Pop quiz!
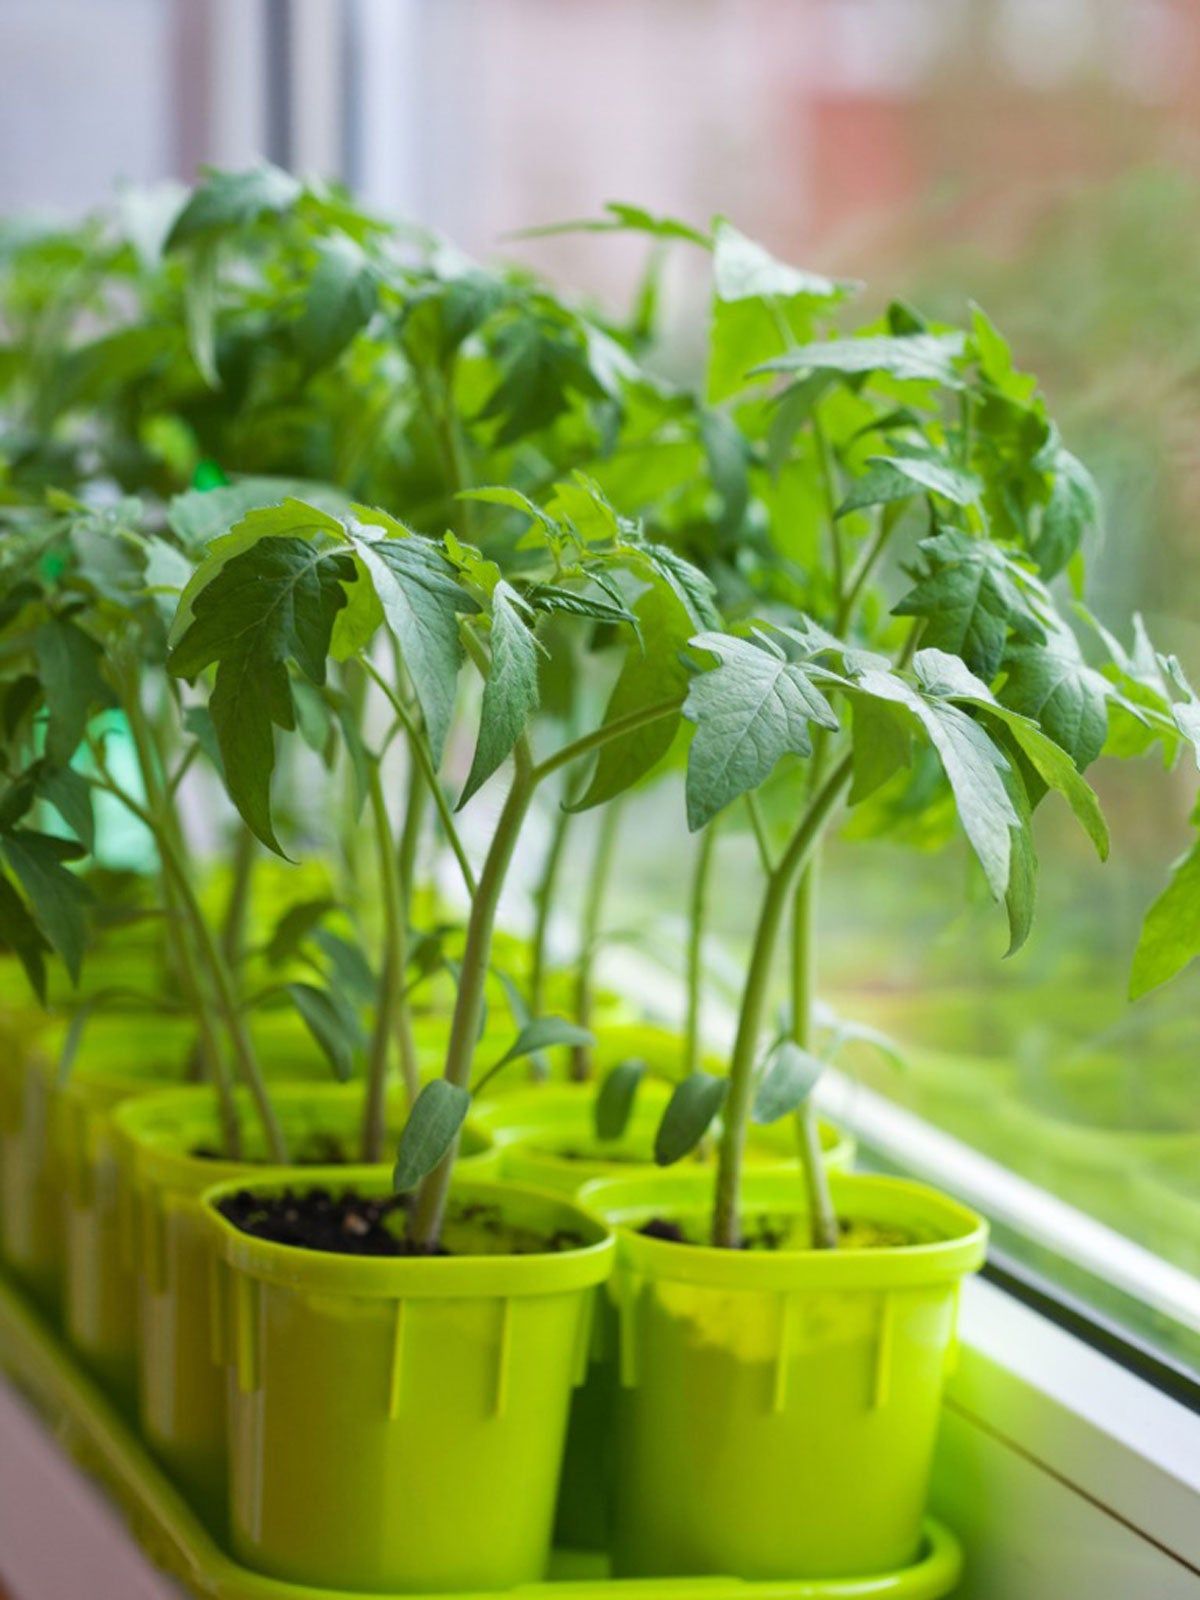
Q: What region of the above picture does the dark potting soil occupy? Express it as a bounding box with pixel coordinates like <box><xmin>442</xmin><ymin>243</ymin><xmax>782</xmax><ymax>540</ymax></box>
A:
<box><xmin>637</xmin><ymin>1215</ymin><xmax>918</xmax><ymax>1251</ymax></box>
<box><xmin>219</xmin><ymin>1187</ymin><xmax>588</xmax><ymax>1258</ymax></box>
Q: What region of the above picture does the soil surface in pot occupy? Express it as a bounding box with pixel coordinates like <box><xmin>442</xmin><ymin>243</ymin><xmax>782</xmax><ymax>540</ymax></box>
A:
<box><xmin>639</xmin><ymin>1214</ymin><xmax>919</xmax><ymax>1251</ymax></box>
<box><xmin>219</xmin><ymin>1188</ymin><xmax>587</xmax><ymax>1258</ymax></box>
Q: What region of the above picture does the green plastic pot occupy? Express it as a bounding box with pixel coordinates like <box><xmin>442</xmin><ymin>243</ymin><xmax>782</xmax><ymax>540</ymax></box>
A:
<box><xmin>0</xmin><ymin>1265</ymin><xmax>966</xmax><ymax>1600</ymax></box>
<box><xmin>581</xmin><ymin>1168</ymin><xmax>986</xmax><ymax>1581</ymax></box>
<box><xmin>474</xmin><ymin>1025</ymin><xmax>855</xmax><ymax>1552</ymax></box>
<box><xmin>202</xmin><ymin>1171</ymin><xmax>613</xmax><ymax>1593</ymax></box>
<box><xmin>482</xmin><ymin>1079</ymin><xmax>856</xmax><ymax>1196</ymax></box>
<box><xmin>57</xmin><ymin>1009</ymin><xmax>338</xmax><ymax>1407</ymax></box>
<box><xmin>0</xmin><ymin>1038</ymin><xmax>63</xmax><ymax>1315</ymax></box>
<box><xmin>113</xmin><ymin>1083</ymin><xmax>497</xmax><ymax>1529</ymax></box>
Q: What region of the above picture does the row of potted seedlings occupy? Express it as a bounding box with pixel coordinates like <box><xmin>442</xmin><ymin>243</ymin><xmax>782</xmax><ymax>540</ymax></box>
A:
<box><xmin>1</xmin><ymin>168</ymin><xmax>1197</xmax><ymax>1593</ymax></box>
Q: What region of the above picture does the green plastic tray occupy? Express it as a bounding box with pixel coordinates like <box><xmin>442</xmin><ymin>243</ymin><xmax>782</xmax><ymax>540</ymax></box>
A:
<box><xmin>0</xmin><ymin>1271</ymin><xmax>962</xmax><ymax>1600</ymax></box>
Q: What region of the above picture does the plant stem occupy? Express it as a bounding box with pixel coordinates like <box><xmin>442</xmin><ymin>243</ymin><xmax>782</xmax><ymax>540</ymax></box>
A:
<box><xmin>407</xmin><ymin>752</ymin><xmax>537</xmax><ymax>1250</ymax></box>
<box><xmin>712</xmin><ymin>754</ymin><xmax>852</xmax><ymax>1249</ymax></box>
<box><xmin>91</xmin><ymin>761</ymin><xmax>287</xmax><ymax>1163</ymax></box>
<box><xmin>397</xmin><ymin>749</ymin><xmax>427</xmax><ymax>928</ymax></box>
<box><xmin>116</xmin><ymin>679</ymin><xmax>243</xmax><ymax>1153</ymax></box>
<box><xmin>219</xmin><ymin>823</ymin><xmax>256</xmax><ymax>969</ymax></box>
<box><xmin>362</xmin><ymin>762</ymin><xmax>416</xmax><ymax>1161</ymax></box>
<box><xmin>836</xmin><ymin>504</ymin><xmax>898</xmax><ymax>637</ymax></box>
<box><xmin>569</xmin><ymin>799</ymin><xmax>622</xmax><ymax>1081</ymax></box>
<box><xmin>530</xmin><ymin>800</ymin><xmax>573</xmax><ymax>1016</ymax></box>
<box><xmin>813</xmin><ymin>410</ymin><xmax>844</xmax><ymax>603</ymax></box>
<box><xmin>361</xmin><ymin>657</ymin><xmax>477</xmax><ymax>897</ymax></box>
<box><xmin>337</xmin><ymin>663</ymin><xmax>369</xmax><ymax>898</ymax></box>
<box><xmin>531</xmin><ymin>697</ymin><xmax>681</xmax><ymax>785</ymax></box>
<box><xmin>393</xmin><ymin>752</ymin><xmax>426</xmax><ymax>1098</ymax></box>
<box><xmin>744</xmin><ymin>792</ymin><xmax>774</xmax><ymax>873</ymax></box>
<box><xmin>405</xmin><ymin>695</ymin><xmax>686</xmax><ymax>1251</ymax></box>
<box><xmin>156</xmin><ymin>830</ymin><xmax>288</xmax><ymax>1163</ymax></box>
<box><xmin>684</xmin><ymin>821</ymin><xmax>717</xmax><ymax>1078</ymax></box>
<box><xmin>789</xmin><ymin>861</ymin><xmax>839</xmax><ymax>1250</ymax></box>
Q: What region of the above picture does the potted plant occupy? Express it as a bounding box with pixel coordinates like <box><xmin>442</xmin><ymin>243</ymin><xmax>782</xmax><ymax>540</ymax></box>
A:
<box><xmin>0</xmin><ymin>165</ymin><xmax>677</xmax><ymax>1467</ymax></box>
<box><xmin>173</xmin><ymin>480</ymin><xmax>716</xmax><ymax>1588</ymax></box>
<box><xmin>577</xmin><ymin>254</ymin><xmax>1188</xmax><ymax>1579</ymax></box>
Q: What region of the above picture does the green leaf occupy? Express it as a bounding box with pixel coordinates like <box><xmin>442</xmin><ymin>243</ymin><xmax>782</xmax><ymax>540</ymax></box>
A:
<box><xmin>35</xmin><ymin>765</ymin><xmax>94</xmax><ymax>851</ymax></box>
<box><xmin>183</xmin><ymin>238</ymin><xmax>220</xmax><ymax>387</ymax></box>
<box><xmin>849</xmin><ymin>695</ymin><xmax>911</xmax><ymax>805</ymax></box>
<box><xmin>894</xmin><ymin>530</ymin><xmax>1047</xmax><ymax>682</ymax></box>
<box><xmin>699</xmin><ymin>409</ymin><xmax>751</xmax><ymax>536</ymax></box>
<box><xmin>34</xmin><ymin>618</ymin><xmax>108</xmax><ymax>765</ymax></box>
<box><xmin>639</xmin><ymin>545</ymin><xmax>721</xmax><ymax>630</ymax></box>
<box><xmin>2</xmin><ymin>830</ymin><xmax>89</xmax><ymax>984</ymax></box>
<box><xmin>1001</xmin><ymin>761</ymin><xmax>1037</xmax><ymax>955</ymax></box>
<box><xmin>654</xmin><ymin>1072</ymin><xmax>728</xmax><ymax>1165</ymax></box>
<box><xmin>488</xmin><ymin>1015</ymin><xmax>595</xmax><ymax>1074</ymax></box>
<box><xmin>459</xmin><ymin>582</ymin><xmax>539</xmax><ymax>807</ymax></box>
<box><xmin>169</xmin><ymin>498</ymin><xmax>344</xmax><ymax>646</ymax></box>
<box><xmin>1031</xmin><ymin>447</ymin><xmax>1099</xmax><ymax>579</ymax></box>
<box><xmin>183</xmin><ymin>705</ymin><xmax>224</xmax><ymax>778</ymax></box>
<box><xmin>393</xmin><ymin>1080</ymin><xmax>471</xmax><ymax>1191</ymax></box>
<box><xmin>1131</xmin><ymin>840</ymin><xmax>1200</xmax><ymax>997</ymax></box>
<box><xmin>0</xmin><ymin>869</ymin><xmax>50</xmax><ymax>1001</ymax></box>
<box><xmin>167</xmin><ymin>479</ymin><xmax>348</xmax><ymax>551</ymax></box>
<box><xmin>837</xmin><ymin>453</ymin><xmax>980</xmax><ymax>517</ymax></box>
<box><xmin>166</xmin><ymin>164</ymin><xmax>303</xmax><ymax>248</ymax></box>
<box><xmin>854</xmin><ymin>667</ymin><xmax>1018</xmax><ymax>898</ymax></box>
<box><xmin>526</xmin><ymin>584</ymin><xmax>636</xmax><ymax>627</ymax></box>
<box><xmin>340</xmin><ymin>515</ymin><xmax>475</xmax><ymax>763</ymax></box>
<box><xmin>286</xmin><ymin>981</ymin><xmax>364</xmax><ymax>1082</ymax></box>
<box><xmin>570</xmin><ymin>579</ymin><xmax>691</xmax><ymax>812</ymax></box>
<box><xmin>478</xmin><ymin>319</ymin><xmax>602</xmax><ymax>445</ymax></box>
<box><xmin>999</xmin><ymin>628</ymin><xmax>1110</xmax><ymax>771</ymax></box>
<box><xmin>683</xmin><ymin>632</ymin><xmax>839</xmax><ymax>830</ymax></box>
<box><xmin>169</xmin><ymin>537</ymin><xmax>355</xmax><ymax>853</ymax></box>
<box><xmin>757</xmin><ymin>332</ymin><xmax>966</xmax><ymax>387</ymax></box>
<box><xmin>594</xmin><ymin>1058</ymin><xmax>646</xmax><ymax>1140</ymax></box>
<box><xmin>969</xmin><ymin>302</ymin><xmax>1038</xmax><ymax>405</ymax></box>
<box><xmin>266</xmin><ymin>898</ymin><xmax>337</xmax><ymax>965</ymax></box>
<box><xmin>707</xmin><ymin>220</ymin><xmax>849</xmax><ymax>402</ymax></box>
<box><xmin>297</xmin><ymin>235</ymin><xmax>377</xmax><ymax>369</ymax></box>
<box><xmin>516</xmin><ymin>201</ymin><xmax>710</xmax><ymax>248</ymax></box>
<box><xmin>914</xmin><ymin>650</ymin><xmax>1109</xmax><ymax>861</ymax></box>
<box><xmin>751</xmin><ymin>1039</ymin><xmax>825</xmax><ymax>1124</ymax></box>
<box><xmin>313</xmin><ymin>928</ymin><xmax>377</xmax><ymax>1005</ymax></box>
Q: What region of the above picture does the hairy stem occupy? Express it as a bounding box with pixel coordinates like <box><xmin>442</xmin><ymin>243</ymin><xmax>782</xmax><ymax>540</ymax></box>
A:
<box><xmin>362</xmin><ymin>763</ymin><xmax>415</xmax><ymax>1162</ymax></box>
<box><xmin>684</xmin><ymin>821</ymin><xmax>717</xmax><ymax>1078</ymax></box>
<box><xmin>813</xmin><ymin>410</ymin><xmax>844</xmax><ymax>605</ymax></box>
<box><xmin>531</xmin><ymin>697</ymin><xmax>681</xmax><ymax>785</ymax></box>
<box><xmin>393</xmin><ymin>753</ymin><xmax>426</xmax><ymax>1098</ymax></box>
<box><xmin>407</xmin><ymin>754</ymin><xmax>536</xmax><ymax>1250</ymax></box>
<box><xmin>569</xmin><ymin>799</ymin><xmax>622</xmax><ymax>1081</ymax></box>
<box><xmin>219</xmin><ymin>823</ymin><xmax>257</xmax><ymax>969</ymax></box>
<box><xmin>712</xmin><ymin>754</ymin><xmax>852</xmax><ymax>1249</ymax></box>
<box><xmin>530</xmin><ymin>801</ymin><xmax>573</xmax><ymax>1017</ymax></box>
<box><xmin>117</xmin><ymin>679</ymin><xmax>243</xmax><ymax>1153</ymax></box>
<box><xmin>790</xmin><ymin>861</ymin><xmax>839</xmax><ymax>1249</ymax></box>
<box><xmin>361</xmin><ymin>657</ymin><xmax>477</xmax><ymax>897</ymax></box>
<box><xmin>94</xmin><ymin>751</ymin><xmax>286</xmax><ymax>1163</ymax></box>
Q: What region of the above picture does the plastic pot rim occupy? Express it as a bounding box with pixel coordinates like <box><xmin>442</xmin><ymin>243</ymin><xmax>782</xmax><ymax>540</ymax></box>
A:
<box><xmin>579</xmin><ymin>1169</ymin><xmax>987</xmax><ymax>1292</ymax></box>
<box><xmin>113</xmin><ymin>1083</ymin><xmax>495</xmax><ymax>1196</ymax></box>
<box><xmin>202</xmin><ymin>1170</ymin><xmax>614</xmax><ymax>1299</ymax></box>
